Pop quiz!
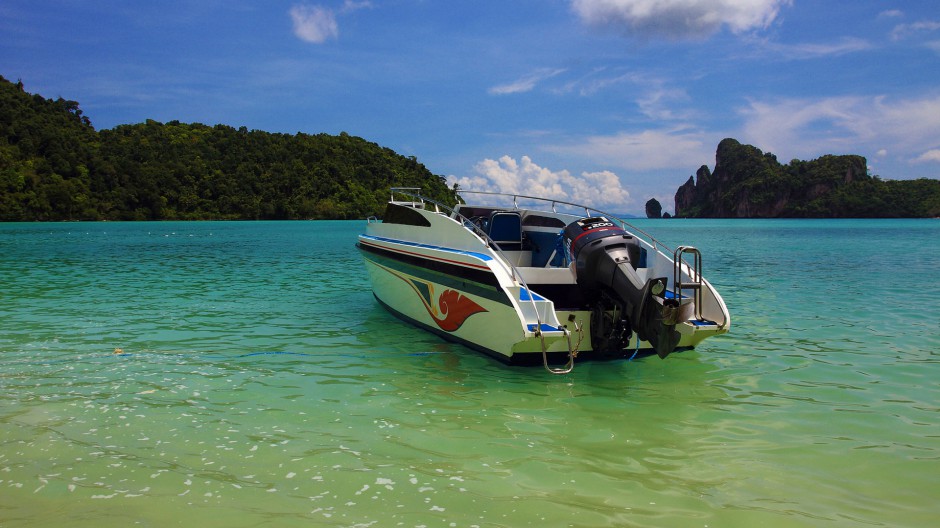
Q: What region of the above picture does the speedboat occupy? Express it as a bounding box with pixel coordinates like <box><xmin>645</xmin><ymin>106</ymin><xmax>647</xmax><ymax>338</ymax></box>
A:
<box><xmin>357</xmin><ymin>188</ymin><xmax>730</xmax><ymax>373</ymax></box>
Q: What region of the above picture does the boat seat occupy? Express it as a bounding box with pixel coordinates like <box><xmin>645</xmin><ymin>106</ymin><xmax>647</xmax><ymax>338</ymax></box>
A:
<box><xmin>526</xmin><ymin>230</ymin><xmax>565</xmax><ymax>267</ymax></box>
<box><xmin>488</xmin><ymin>211</ymin><xmax>523</xmax><ymax>251</ymax></box>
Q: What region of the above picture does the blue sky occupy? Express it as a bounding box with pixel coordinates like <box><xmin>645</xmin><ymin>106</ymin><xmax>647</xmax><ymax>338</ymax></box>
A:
<box><xmin>3</xmin><ymin>1</ymin><xmax>939</xmax><ymax>214</ymax></box>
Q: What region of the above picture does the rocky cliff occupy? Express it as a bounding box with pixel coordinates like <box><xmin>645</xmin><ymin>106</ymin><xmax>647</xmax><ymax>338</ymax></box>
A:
<box><xmin>674</xmin><ymin>138</ymin><xmax>940</xmax><ymax>218</ymax></box>
<box><xmin>645</xmin><ymin>198</ymin><xmax>663</xmax><ymax>218</ymax></box>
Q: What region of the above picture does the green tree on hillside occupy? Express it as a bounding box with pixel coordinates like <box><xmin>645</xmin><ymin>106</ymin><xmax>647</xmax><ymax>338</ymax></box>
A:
<box><xmin>0</xmin><ymin>76</ymin><xmax>455</xmax><ymax>221</ymax></box>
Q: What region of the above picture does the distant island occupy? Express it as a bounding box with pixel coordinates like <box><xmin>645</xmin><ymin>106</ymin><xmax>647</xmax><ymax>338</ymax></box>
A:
<box><xmin>0</xmin><ymin>76</ymin><xmax>454</xmax><ymax>221</ymax></box>
<box><xmin>670</xmin><ymin>138</ymin><xmax>940</xmax><ymax>218</ymax></box>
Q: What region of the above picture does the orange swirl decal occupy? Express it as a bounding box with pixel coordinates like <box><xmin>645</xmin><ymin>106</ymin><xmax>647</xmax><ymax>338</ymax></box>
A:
<box><xmin>372</xmin><ymin>261</ymin><xmax>488</xmax><ymax>332</ymax></box>
<box><xmin>429</xmin><ymin>288</ymin><xmax>487</xmax><ymax>331</ymax></box>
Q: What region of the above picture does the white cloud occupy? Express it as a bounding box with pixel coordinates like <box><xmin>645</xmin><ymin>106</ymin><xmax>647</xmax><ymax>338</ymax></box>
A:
<box><xmin>558</xmin><ymin>69</ymin><xmax>636</xmax><ymax>96</ymax></box>
<box><xmin>340</xmin><ymin>0</ymin><xmax>372</xmax><ymax>13</ymax></box>
<box><xmin>775</xmin><ymin>37</ymin><xmax>872</xmax><ymax>59</ymax></box>
<box><xmin>554</xmin><ymin>70</ymin><xmax>696</xmax><ymax>121</ymax></box>
<box><xmin>914</xmin><ymin>149</ymin><xmax>940</xmax><ymax>164</ymax></box>
<box><xmin>547</xmin><ymin>127</ymin><xmax>711</xmax><ymax>172</ymax></box>
<box><xmin>489</xmin><ymin>69</ymin><xmax>567</xmax><ymax>95</ymax></box>
<box><xmin>636</xmin><ymin>86</ymin><xmax>692</xmax><ymax>120</ymax></box>
<box><xmin>288</xmin><ymin>1</ymin><xmax>371</xmax><ymax>43</ymax></box>
<box><xmin>447</xmin><ymin>155</ymin><xmax>631</xmax><ymax>209</ymax></box>
<box><xmin>740</xmin><ymin>96</ymin><xmax>864</xmax><ymax>154</ymax></box>
<box><xmin>891</xmin><ymin>20</ymin><xmax>940</xmax><ymax>41</ymax></box>
<box><xmin>738</xmin><ymin>94</ymin><xmax>940</xmax><ymax>166</ymax></box>
<box><xmin>570</xmin><ymin>0</ymin><xmax>790</xmax><ymax>39</ymax></box>
<box><xmin>290</xmin><ymin>5</ymin><xmax>338</xmax><ymax>43</ymax></box>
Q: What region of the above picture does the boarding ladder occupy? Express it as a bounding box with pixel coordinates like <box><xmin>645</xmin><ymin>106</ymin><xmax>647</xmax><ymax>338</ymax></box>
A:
<box><xmin>673</xmin><ymin>246</ymin><xmax>703</xmax><ymax>321</ymax></box>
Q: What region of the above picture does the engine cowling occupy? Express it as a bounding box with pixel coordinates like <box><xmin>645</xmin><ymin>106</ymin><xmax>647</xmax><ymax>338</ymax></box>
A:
<box><xmin>563</xmin><ymin>217</ymin><xmax>681</xmax><ymax>358</ymax></box>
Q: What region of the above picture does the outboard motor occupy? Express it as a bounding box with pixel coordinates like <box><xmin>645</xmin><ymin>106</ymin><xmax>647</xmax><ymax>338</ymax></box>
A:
<box><xmin>563</xmin><ymin>217</ymin><xmax>683</xmax><ymax>359</ymax></box>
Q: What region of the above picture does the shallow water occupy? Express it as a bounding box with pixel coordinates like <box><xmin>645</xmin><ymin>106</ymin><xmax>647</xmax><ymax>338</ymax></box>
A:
<box><xmin>1</xmin><ymin>219</ymin><xmax>937</xmax><ymax>527</ymax></box>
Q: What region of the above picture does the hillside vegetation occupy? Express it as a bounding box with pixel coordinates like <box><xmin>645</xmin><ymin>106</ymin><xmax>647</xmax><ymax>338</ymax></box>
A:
<box><xmin>0</xmin><ymin>76</ymin><xmax>454</xmax><ymax>221</ymax></box>
<box><xmin>675</xmin><ymin>138</ymin><xmax>940</xmax><ymax>218</ymax></box>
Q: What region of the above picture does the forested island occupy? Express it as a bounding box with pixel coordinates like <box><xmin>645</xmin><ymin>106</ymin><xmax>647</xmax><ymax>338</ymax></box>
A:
<box><xmin>0</xmin><ymin>76</ymin><xmax>454</xmax><ymax>221</ymax></box>
<box><xmin>673</xmin><ymin>138</ymin><xmax>940</xmax><ymax>218</ymax></box>
<box><xmin>5</xmin><ymin>75</ymin><xmax>939</xmax><ymax>221</ymax></box>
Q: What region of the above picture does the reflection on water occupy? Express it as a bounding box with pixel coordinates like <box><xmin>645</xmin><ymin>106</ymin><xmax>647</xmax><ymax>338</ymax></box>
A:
<box><xmin>1</xmin><ymin>220</ymin><xmax>938</xmax><ymax>527</ymax></box>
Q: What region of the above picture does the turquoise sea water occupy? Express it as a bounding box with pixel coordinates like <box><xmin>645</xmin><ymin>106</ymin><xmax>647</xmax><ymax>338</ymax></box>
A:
<box><xmin>1</xmin><ymin>219</ymin><xmax>937</xmax><ymax>527</ymax></box>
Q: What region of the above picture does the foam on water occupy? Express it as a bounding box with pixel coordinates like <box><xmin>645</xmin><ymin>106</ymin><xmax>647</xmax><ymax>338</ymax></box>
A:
<box><xmin>1</xmin><ymin>219</ymin><xmax>938</xmax><ymax>527</ymax></box>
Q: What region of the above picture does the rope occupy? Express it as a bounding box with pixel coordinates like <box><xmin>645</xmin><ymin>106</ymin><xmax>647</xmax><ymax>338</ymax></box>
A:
<box><xmin>628</xmin><ymin>335</ymin><xmax>640</xmax><ymax>361</ymax></box>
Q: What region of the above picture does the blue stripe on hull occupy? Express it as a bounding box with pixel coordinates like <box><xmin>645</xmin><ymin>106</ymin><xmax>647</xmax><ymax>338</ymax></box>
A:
<box><xmin>361</xmin><ymin>235</ymin><xmax>494</xmax><ymax>263</ymax></box>
<box><xmin>358</xmin><ymin>244</ymin><xmax>511</xmax><ymax>306</ymax></box>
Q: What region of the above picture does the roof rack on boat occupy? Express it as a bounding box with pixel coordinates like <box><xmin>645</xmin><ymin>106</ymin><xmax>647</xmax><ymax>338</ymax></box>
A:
<box><xmin>456</xmin><ymin>190</ymin><xmax>670</xmax><ymax>252</ymax></box>
<box><xmin>389</xmin><ymin>187</ymin><xmax>426</xmax><ymax>209</ymax></box>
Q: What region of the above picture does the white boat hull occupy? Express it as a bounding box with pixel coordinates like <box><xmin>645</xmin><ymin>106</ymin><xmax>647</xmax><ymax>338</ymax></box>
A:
<box><xmin>358</xmin><ymin>189</ymin><xmax>731</xmax><ymax>367</ymax></box>
<box><xmin>359</xmin><ymin>235</ymin><xmax>569</xmax><ymax>362</ymax></box>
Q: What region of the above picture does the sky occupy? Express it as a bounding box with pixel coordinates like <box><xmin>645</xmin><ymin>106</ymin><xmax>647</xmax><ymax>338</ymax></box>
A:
<box><xmin>2</xmin><ymin>1</ymin><xmax>939</xmax><ymax>214</ymax></box>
